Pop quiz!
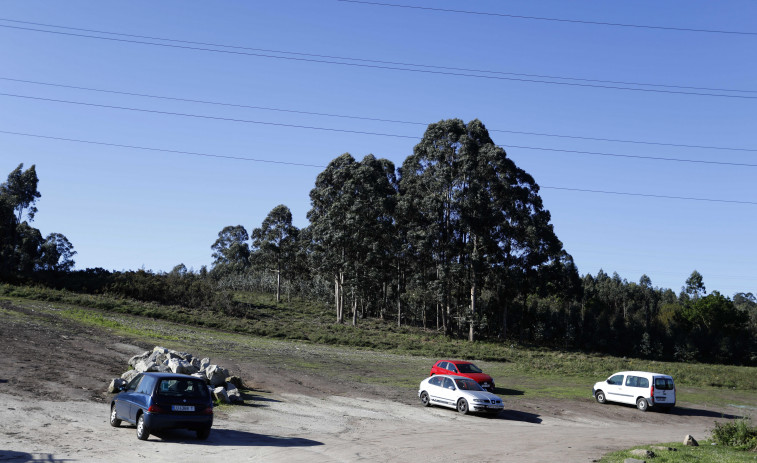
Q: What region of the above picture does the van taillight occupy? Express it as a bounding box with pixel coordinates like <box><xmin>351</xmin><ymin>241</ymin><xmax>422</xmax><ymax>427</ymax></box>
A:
<box><xmin>650</xmin><ymin>385</ymin><xmax>655</xmax><ymax>403</ymax></box>
<box><xmin>147</xmin><ymin>405</ymin><xmax>166</xmax><ymax>413</ymax></box>
<box><xmin>202</xmin><ymin>406</ymin><xmax>213</xmax><ymax>415</ymax></box>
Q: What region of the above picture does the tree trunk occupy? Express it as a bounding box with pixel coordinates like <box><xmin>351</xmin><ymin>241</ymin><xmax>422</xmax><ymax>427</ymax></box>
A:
<box><xmin>469</xmin><ymin>279</ymin><xmax>477</xmax><ymax>342</ymax></box>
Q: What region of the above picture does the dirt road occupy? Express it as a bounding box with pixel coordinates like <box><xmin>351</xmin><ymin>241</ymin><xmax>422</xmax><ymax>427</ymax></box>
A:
<box><xmin>0</xmin><ymin>300</ymin><xmax>750</xmax><ymax>462</ymax></box>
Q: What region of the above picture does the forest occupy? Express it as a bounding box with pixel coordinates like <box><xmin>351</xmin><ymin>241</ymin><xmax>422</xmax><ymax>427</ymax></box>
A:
<box><xmin>2</xmin><ymin>119</ymin><xmax>755</xmax><ymax>365</ymax></box>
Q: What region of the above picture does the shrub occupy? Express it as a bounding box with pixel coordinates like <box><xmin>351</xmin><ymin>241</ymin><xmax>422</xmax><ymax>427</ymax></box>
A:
<box><xmin>711</xmin><ymin>418</ymin><xmax>757</xmax><ymax>451</ymax></box>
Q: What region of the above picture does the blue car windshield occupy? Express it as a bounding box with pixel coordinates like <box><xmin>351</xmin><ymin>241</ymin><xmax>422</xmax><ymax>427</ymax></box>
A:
<box><xmin>157</xmin><ymin>379</ymin><xmax>209</xmax><ymax>398</ymax></box>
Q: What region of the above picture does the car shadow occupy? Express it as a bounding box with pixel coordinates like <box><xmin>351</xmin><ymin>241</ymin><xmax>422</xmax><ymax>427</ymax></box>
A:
<box><xmin>494</xmin><ymin>387</ymin><xmax>524</xmax><ymax>396</ymax></box>
<box><xmin>0</xmin><ymin>450</ymin><xmax>73</xmax><ymax>462</ymax></box>
<box><xmin>668</xmin><ymin>406</ymin><xmax>743</xmax><ymax>420</ymax></box>
<box><xmin>149</xmin><ymin>428</ymin><xmax>324</xmax><ymax>447</ymax></box>
<box><xmin>495</xmin><ymin>409</ymin><xmax>542</xmax><ymax>424</ymax></box>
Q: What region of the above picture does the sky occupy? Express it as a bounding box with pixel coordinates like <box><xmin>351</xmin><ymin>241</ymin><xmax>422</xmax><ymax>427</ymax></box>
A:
<box><xmin>0</xmin><ymin>0</ymin><xmax>755</xmax><ymax>297</ymax></box>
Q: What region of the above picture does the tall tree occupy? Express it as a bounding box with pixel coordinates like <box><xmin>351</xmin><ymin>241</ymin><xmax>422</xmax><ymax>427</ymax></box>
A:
<box><xmin>210</xmin><ymin>225</ymin><xmax>250</xmax><ymax>275</ymax></box>
<box><xmin>684</xmin><ymin>270</ymin><xmax>706</xmax><ymax>300</ymax></box>
<box><xmin>1</xmin><ymin>163</ymin><xmax>40</xmax><ymax>223</ymax></box>
<box><xmin>251</xmin><ymin>204</ymin><xmax>299</xmax><ymax>303</ymax></box>
<box><xmin>38</xmin><ymin>232</ymin><xmax>76</xmax><ymax>272</ymax></box>
<box><xmin>399</xmin><ymin>119</ymin><xmax>569</xmax><ymax>341</ymax></box>
<box><xmin>308</xmin><ymin>153</ymin><xmax>397</xmax><ymax>324</ymax></box>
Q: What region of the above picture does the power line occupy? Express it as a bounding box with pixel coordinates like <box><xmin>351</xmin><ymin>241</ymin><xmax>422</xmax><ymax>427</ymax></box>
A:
<box><xmin>0</xmin><ymin>18</ymin><xmax>754</xmax><ymax>95</ymax></box>
<box><xmin>543</xmin><ymin>187</ymin><xmax>757</xmax><ymax>205</ymax></box>
<box><xmin>0</xmin><ymin>129</ymin><xmax>325</xmax><ymax>167</ymax></box>
<box><xmin>337</xmin><ymin>0</ymin><xmax>757</xmax><ymax>37</ymax></box>
<box><xmin>2</xmin><ymin>91</ymin><xmax>755</xmax><ymax>168</ymax></box>
<box><xmin>2</xmin><ymin>76</ymin><xmax>756</xmax><ymax>154</ymax></box>
<box><xmin>2</xmin><ymin>129</ymin><xmax>755</xmax><ymax>206</ymax></box>
<box><xmin>0</xmin><ymin>92</ymin><xmax>418</xmax><ymax>139</ymax></box>
<box><xmin>1</xmin><ymin>23</ymin><xmax>755</xmax><ymax>99</ymax></box>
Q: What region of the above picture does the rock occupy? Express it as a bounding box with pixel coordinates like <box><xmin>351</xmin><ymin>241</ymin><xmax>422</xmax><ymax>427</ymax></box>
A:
<box><xmin>108</xmin><ymin>378</ymin><xmax>127</xmax><ymax>393</ymax></box>
<box><xmin>684</xmin><ymin>434</ymin><xmax>699</xmax><ymax>446</ymax></box>
<box><xmin>167</xmin><ymin>358</ymin><xmax>198</xmax><ymax>375</ymax></box>
<box><xmin>121</xmin><ymin>369</ymin><xmax>139</xmax><ymax>382</ymax></box>
<box><xmin>630</xmin><ymin>449</ymin><xmax>654</xmax><ymax>458</ymax></box>
<box><xmin>651</xmin><ymin>446</ymin><xmax>675</xmax><ymax>452</ymax></box>
<box><xmin>226</xmin><ymin>383</ymin><xmax>243</xmax><ymax>403</ymax></box>
<box><xmin>128</xmin><ymin>351</ymin><xmax>151</xmax><ymax>368</ymax></box>
<box><xmin>134</xmin><ymin>359</ymin><xmax>159</xmax><ymax>373</ymax></box>
<box><xmin>213</xmin><ymin>386</ymin><xmax>229</xmax><ymax>404</ymax></box>
<box><xmin>199</xmin><ymin>357</ymin><xmax>211</xmax><ymax>370</ymax></box>
<box><xmin>226</xmin><ymin>376</ymin><xmax>244</xmax><ymax>388</ymax></box>
<box><xmin>206</xmin><ymin>365</ymin><xmax>230</xmax><ymax>387</ymax></box>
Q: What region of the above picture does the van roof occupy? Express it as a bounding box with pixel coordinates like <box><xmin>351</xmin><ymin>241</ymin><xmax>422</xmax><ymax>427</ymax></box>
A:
<box><xmin>615</xmin><ymin>370</ymin><xmax>673</xmax><ymax>378</ymax></box>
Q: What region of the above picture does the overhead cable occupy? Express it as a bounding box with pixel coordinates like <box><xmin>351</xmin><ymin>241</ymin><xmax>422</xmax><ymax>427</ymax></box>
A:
<box><xmin>337</xmin><ymin>0</ymin><xmax>757</xmax><ymax>37</ymax></box>
<box><xmin>0</xmin><ymin>23</ymin><xmax>754</xmax><ymax>99</ymax></box>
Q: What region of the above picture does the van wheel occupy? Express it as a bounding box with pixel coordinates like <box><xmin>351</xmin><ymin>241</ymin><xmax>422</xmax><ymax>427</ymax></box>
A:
<box><xmin>595</xmin><ymin>390</ymin><xmax>607</xmax><ymax>404</ymax></box>
<box><xmin>636</xmin><ymin>398</ymin><xmax>649</xmax><ymax>412</ymax></box>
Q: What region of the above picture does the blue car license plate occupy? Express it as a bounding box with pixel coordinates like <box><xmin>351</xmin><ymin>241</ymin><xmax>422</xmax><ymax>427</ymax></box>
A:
<box><xmin>171</xmin><ymin>405</ymin><xmax>195</xmax><ymax>412</ymax></box>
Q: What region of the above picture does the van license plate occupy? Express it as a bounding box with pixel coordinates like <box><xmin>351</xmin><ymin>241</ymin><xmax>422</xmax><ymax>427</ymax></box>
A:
<box><xmin>172</xmin><ymin>405</ymin><xmax>195</xmax><ymax>412</ymax></box>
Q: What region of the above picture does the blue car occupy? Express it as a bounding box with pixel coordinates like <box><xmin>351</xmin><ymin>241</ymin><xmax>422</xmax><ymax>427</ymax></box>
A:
<box><xmin>110</xmin><ymin>372</ymin><xmax>214</xmax><ymax>440</ymax></box>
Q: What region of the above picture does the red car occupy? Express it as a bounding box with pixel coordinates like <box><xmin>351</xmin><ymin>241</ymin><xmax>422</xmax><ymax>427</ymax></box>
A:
<box><xmin>430</xmin><ymin>360</ymin><xmax>495</xmax><ymax>392</ymax></box>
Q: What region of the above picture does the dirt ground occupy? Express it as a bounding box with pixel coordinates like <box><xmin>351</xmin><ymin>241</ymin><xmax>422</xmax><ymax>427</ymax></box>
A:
<box><xmin>0</xmin><ymin>300</ymin><xmax>752</xmax><ymax>462</ymax></box>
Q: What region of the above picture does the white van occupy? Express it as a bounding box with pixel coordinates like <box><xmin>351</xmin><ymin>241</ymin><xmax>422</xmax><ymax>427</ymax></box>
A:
<box><xmin>592</xmin><ymin>371</ymin><xmax>676</xmax><ymax>412</ymax></box>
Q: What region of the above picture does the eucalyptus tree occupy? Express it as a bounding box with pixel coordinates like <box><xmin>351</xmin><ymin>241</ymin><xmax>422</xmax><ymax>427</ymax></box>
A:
<box><xmin>399</xmin><ymin>119</ymin><xmax>570</xmax><ymax>341</ymax></box>
<box><xmin>251</xmin><ymin>204</ymin><xmax>299</xmax><ymax>303</ymax></box>
<box><xmin>38</xmin><ymin>232</ymin><xmax>77</xmax><ymax>272</ymax></box>
<box><xmin>307</xmin><ymin>153</ymin><xmax>398</xmax><ymax>324</ymax></box>
<box><xmin>210</xmin><ymin>225</ymin><xmax>250</xmax><ymax>276</ymax></box>
<box><xmin>0</xmin><ymin>164</ymin><xmax>42</xmax><ymax>275</ymax></box>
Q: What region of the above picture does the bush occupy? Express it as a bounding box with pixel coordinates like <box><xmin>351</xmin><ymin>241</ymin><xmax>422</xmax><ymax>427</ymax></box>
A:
<box><xmin>711</xmin><ymin>418</ymin><xmax>757</xmax><ymax>451</ymax></box>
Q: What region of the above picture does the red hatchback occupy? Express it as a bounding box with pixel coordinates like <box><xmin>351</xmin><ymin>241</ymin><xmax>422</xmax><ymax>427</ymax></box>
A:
<box><xmin>430</xmin><ymin>360</ymin><xmax>495</xmax><ymax>392</ymax></box>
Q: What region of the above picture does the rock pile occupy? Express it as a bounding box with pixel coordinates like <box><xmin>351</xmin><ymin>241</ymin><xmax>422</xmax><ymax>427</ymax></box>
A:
<box><xmin>108</xmin><ymin>346</ymin><xmax>244</xmax><ymax>404</ymax></box>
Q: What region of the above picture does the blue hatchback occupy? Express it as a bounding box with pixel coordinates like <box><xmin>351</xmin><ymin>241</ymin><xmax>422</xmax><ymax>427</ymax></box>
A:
<box><xmin>110</xmin><ymin>372</ymin><xmax>214</xmax><ymax>440</ymax></box>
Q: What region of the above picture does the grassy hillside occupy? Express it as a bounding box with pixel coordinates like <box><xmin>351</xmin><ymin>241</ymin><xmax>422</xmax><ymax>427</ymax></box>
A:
<box><xmin>2</xmin><ymin>283</ymin><xmax>756</xmax><ymax>402</ymax></box>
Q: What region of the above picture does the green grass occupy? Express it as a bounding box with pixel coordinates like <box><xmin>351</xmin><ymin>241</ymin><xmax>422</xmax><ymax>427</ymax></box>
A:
<box><xmin>2</xmin><ymin>283</ymin><xmax>756</xmax><ymax>404</ymax></box>
<box><xmin>599</xmin><ymin>442</ymin><xmax>757</xmax><ymax>462</ymax></box>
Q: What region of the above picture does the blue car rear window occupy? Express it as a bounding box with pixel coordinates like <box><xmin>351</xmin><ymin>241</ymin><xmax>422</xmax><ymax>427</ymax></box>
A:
<box><xmin>157</xmin><ymin>379</ymin><xmax>209</xmax><ymax>398</ymax></box>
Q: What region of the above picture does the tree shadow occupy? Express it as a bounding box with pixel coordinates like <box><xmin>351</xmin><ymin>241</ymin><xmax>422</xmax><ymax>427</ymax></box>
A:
<box><xmin>0</xmin><ymin>451</ymin><xmax>72</xmax><ymax>462</ymax></box>
<box><xmin>149</xmin><ymin>428</ymin><xmax>323</xmax><ymax>447</ymax></box>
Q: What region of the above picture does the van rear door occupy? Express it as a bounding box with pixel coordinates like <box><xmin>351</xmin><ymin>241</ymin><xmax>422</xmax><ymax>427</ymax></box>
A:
<box><xmin>652</xmin><ymin>376</ymin><xmax>675</xmax><ymax>405</ymax></box>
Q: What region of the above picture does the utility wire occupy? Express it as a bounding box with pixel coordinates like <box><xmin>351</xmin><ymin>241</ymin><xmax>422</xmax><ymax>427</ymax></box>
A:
<box><xmin>337</xmin><ymin>0</ymin><xmax>757</xmax><ymax>37</ymax></box>
<box><xmin>2</xmin><ymin>129</ymin><xmax>755</xmax><ymax>205</ymax></box>
<box><xmin>2</xmin><ymin>76</ymin><xmax>756</xmax><ymax>154</ymax></box>
<box><xmin>0</xmin><ymin>92</ymin><xmax>418</xmax><ymax>139</ymax></box>
<box><xmin>1</xmin><ymin>23</ymin><xmax>755</xmax><ymax>99</ymax></box>
<box><xmin>0</xmin><ymin>130</ymin><xmax>325</xmax><ymax>167</ymax></box>
<box><xmin>2</xmin><ymin>91</ymin><xmax>755</xmax><ymax>167</ymax></box>
<box><xmin>543</xmin><ymin>187</ymin><xmax>757</xmax><ymax>205</ymax></box>
<box><xmin>0</xmin><ymin>18</ymin><xmax>754</xmax><ymax>94</ymax></box>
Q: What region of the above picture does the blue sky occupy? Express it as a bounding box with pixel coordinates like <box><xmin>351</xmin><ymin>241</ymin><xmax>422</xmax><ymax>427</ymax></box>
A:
<box><xmin>1</xmin><ymin>1</ymin><xmax>755</xmax><ymax>297</ymax></box>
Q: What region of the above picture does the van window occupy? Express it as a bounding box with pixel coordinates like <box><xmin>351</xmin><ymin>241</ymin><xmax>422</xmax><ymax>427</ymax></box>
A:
<box><xmin>625</xmin><ymin>376</ymin><xmax>649</xmax><ymax>388</ymax></box>
<box><xmin>655</xmin><ymin>377</ymin><xmax>675</xmax><ymax>390</ymax></box>
<box><xmin>608</xmin><ymin>374</ymin><xmax>624</xmax><ymax>385</ymax></box>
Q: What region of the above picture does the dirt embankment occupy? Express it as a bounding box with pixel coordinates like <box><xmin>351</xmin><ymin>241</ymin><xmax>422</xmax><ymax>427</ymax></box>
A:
<box><xmin>0</xmin><ymin>300</ymin><xmax>751</xmax><ymax>463</ymax></box>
